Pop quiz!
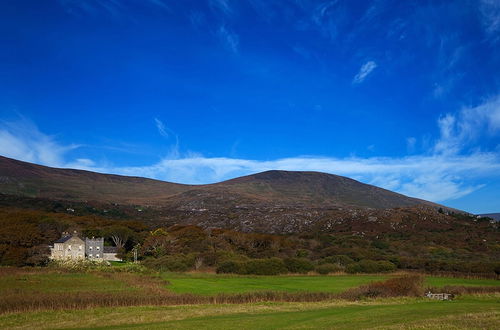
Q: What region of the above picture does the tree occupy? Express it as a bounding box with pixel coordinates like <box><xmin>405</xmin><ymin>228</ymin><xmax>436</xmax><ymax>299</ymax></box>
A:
<box><xmin>106</xmin><ymin>226</ymin><xmax>134</xmax><ymax>249</ymax></box>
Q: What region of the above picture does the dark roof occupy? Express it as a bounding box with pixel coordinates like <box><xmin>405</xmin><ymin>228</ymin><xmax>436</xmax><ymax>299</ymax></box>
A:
<box><xmin>54</xmin><ymin>235</ymin><xmax>72</xmax><ymax>243</ymax></box>
<box><xmin>104</xmin><ymin>246</ymin><xmax>118</xmax><ymax>253</ymax></box>
<box><xmin>54</xmin><ymin>235</ymin><xmax>82</xmax><ymax>243</ymax></box>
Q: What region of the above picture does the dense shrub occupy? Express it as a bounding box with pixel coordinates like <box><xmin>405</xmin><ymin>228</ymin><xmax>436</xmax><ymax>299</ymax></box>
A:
<box><xmin>296</xmin><ymin>249</ymin><xmax>310</xmax><ymax>258</ymax></box>
<box><xmin>284</xmin><ymin>258</ymin><xmax>314</xmax><ymax>274</ymax></box>
<box><xmin>340</xmin><ymin>275</ymin><xmax>424</xmax><ymax>299</ymax></box>
<box><xmin>216</xmin><ymin>258</ymin><xmax>288</xmax><ymax>275</ymax></box>
<box><xmin>143</xmin><ymin>254</ymin><xmax>194</xmax><ymax>272</ymax></box>
<box><xmin>319</xmin><ymin>255</ymin><xmax>354</xmax><ymax>266</ymax></box>
<box><xmin>346</xmin><ymin>260</ymin><xmax>396</xmax><ymax>273</ymax></box>
<box><xmin>242</xmin><ymin>258</ymin><xmax>287</xmax><ymax>275</ymax></box>
<box><xmin>315</xmin><ymin>263</ymin><xmax>343</xmax><ymax>274</ymax></box>
<box><xmin>216</xmin><ymin>260</ymin><xmax>244</xmax><ymax>274</ymax></box>
<box><xmin>371</xmin><ymin>240</ymin><xmax>390</xmax><ymax>250</ymax></box>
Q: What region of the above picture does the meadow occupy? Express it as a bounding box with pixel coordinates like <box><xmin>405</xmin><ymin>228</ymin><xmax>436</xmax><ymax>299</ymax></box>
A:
<box><xmin>163</xmin><ymin>272</ymin><xmax>499</xmax><ymax>295</ymax></box>
<box><xmin>0</xmin><ymin>267</ymin><xmax>498</xmax><ymax>329</ymax></box>
<box><xmin>0</xmin><ymin>296</ymin><xmax>498</xmax><ymax>329</ymax></box>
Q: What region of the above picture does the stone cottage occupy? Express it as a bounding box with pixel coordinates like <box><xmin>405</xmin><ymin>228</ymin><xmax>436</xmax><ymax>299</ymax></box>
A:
<box><xmin>50</xmin><ymin>232</ymin><xmax>121</xmax><ymax>261</ymax></box>
<box><xmin>50</xmin><ymin>231</ymin><xmax>85</xmax><ymax>260</ymax></box>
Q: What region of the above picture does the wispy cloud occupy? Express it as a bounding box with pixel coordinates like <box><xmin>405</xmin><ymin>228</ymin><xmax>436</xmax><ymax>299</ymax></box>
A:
<box><xmin>479</xmin><ymin>0</ymin><xmax>500</xmax><ymax>43</ymax></box>
<box><xmin>209</xmin><ymin>0</ymin><xmax>233</xmax><ymax>17</ymax></box>
<box><xmin>3</xmin><ymin>97</ymin><xmax>500</xmax><ymax>204</ymax></box>
<box><xmin>434</xmin><ymin>95</ymin><xmax>500</xmax><ymax>155</ymax></box>
<box><xmin>154</xmin><ymin>118</ymin><xmax>169</xmax><ymax>138</ymax></box>
<box><xmin>153</xmin><ymin>118</ymin><xmax>180</xmax><ymax>157</ymax></box>
<box><xmin>217</xmin><ymin>26</ymin><xmax>239</xmax><ymax>53</ymax></box>
<box><xmin>0</xmin><ymin>117</ymin><xmax>78</xmax><ymax>167</ymax></box>
<box><xmin>352</xmin><ymin>61</ymin><xmax>377</xmax><ymax>84</ymax></box>
<box><xmin>311</xmin><ymin>0</ymin><xmax>343</xmax><ymax>41</ymax></box>
<box><xmin>58</xmin><ymin>0</ymin><xmax>170</xmax><ymax>17</ymax></box>
<box><xmin>92</xmin><ymin>152</ymin><xmax>497</xmax><ymax>203</ymax></box>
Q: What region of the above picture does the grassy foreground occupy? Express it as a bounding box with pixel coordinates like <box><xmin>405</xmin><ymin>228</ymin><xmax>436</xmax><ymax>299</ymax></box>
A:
<box><xmin>0</xmin><ymin>295</ymin><xmax>498</xmax><ymax>329</ymax></box>
<box><xmin>163</xmin><ymin>273</ymin><xmax>388</xmax><ymax>295</ymax></box>
<box><xmin>1</xmin><ymin>267</ymin><xmax>498</xmax><ymax>329</ymax></box>
<box><xmin>163</xmin><ymin>272</ymin><xmax>499</xmax><ymax>295</ymax></box>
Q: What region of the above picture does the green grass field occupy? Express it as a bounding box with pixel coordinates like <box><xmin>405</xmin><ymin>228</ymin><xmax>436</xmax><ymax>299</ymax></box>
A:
<box><xmin>163</xmin><ymin>273</ymin><xmax>389</xmax><ymax>295</ymax></box>
<box><xmin>0</xmin><ymin>268</ymin><xmax>498</xmax><ymax>329</ymax></box>
<box><xmin>0</xmin><ymin>295</ymin><xmax>498</xmax><ymax>329</ymax></box>
<box><xmin>425</xmin><ymin>276</ymin><xmax>500</xmax><ymax>288</ymax></box>
<box><xmin>162</xmin><ymin>273</ymin><xmax>499</xmax><ymax>295</ymax></box>
<box><xmin>0</xmin><ymin>271</ymin><xmax>133</xmax><ymax>294</ymax></box>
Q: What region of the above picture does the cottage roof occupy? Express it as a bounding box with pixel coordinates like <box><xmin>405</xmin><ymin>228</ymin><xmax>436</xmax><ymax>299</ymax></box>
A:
<box><xmin>54</xmin><ymin>235</ymin><xmax>72</xmax><ymax>243</ymax></box>
<box><xmin>54</xmin><ymin>235</ymin><xmax>83</xmax><ymax>243</ymax></box>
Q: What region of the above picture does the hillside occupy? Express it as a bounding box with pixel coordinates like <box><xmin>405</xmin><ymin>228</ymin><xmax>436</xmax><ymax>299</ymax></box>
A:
<box><xmin>479</xmin><ymin>213</ymin><xmax>500</xmax><ymax>221</ymax></box>
<box><xmin>0</xmin><ymin>156</ymin><xmax>442</xmax><ymax>210</ymax></box>
<box><xmin>0</xmin><ymin>156</ymin><xmax>190</xmax><ymax>204</ymax></box>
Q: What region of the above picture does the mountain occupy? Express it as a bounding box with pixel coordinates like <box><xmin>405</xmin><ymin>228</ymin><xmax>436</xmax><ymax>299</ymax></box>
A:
<box><xmin>0</xmin><ymin>156</ymin><xmax>190</xmax><ymax>204</ymax></box>
<box><xmin>479</xmin><ymin>213</ymin><xmax>500</xmax><ymax>221</ymax></box>
<box><xmin>0</xmin><ymin>155</ymin><xmax>442</xmax><ymax>210</ymax></box>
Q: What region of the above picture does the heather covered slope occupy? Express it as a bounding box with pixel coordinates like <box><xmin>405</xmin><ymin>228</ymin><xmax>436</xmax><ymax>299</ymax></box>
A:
<box><xmin>0</xmin><ymin>156</ymin><xmax>190</xmax><ymax>203</ymax></box>
<box><xmin>0</xmin><ymin>156</ymin><xmax>444</xmax><ymax>210</ymax></box>
<box><xmin>217</xmin><ymin>170</ymin><xmax>436</xmax><ymax>209</ymax></box>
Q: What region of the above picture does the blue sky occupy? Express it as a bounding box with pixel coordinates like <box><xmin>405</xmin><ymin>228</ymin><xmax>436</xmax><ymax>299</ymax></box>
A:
<box><xmin>1</xmin><ymin>0</ymin><xmax>499</xmax><ymax>213</ymax></box>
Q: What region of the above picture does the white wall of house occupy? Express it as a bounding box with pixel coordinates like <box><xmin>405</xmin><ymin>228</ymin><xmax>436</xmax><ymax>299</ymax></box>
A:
<box><xmin>50</xmin><ymin>237</ymin><xmax>85</xmax><ymax>260</ymax></box>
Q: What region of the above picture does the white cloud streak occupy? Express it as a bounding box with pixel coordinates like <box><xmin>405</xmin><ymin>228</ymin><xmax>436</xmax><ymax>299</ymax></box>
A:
<box><xmin>0</xmin><ymin>118</ymin><xmax>78</xmax><ymax>167</ymax></box>
<box><xmin>217</xmin><ymin>26</ymin><xmax>239</xmax><ymax>53</ymax></box>
<box><xmin>479</xmin><ymin>0</ymin><xmax>500</xmax><ymax>43</ymax></box>
<box><xmin>58</xmin><ymin>0</ymin><xmax>170</xmax><ymax>17</ymax></box>
<box><xmin>81</xmin><ymin>153</ymin><xmax>498</xmax><ymax>203</ymax></box>
<box><xmin>210</xmin><ymin>0</ymin><xmax>233</xmax><ymax>17</ymax></box>
<box><xmin>2</xmin><ymin>96</ymin><xmax>500</xmax><ymax>204</ymax></box>
<box><xmin>352</xmin><ymin>61</ymin><xmax>377</xmax><ymax>84</ymax></box>
<box><xmin>434</xmin><ymin>95</ymin><xmax>500</xmax><ymax>155</ymax></box>
<box><xmin>154</xmin><ymin>118</ymin><xmax>169</xmax><ymax>138</ymax></box>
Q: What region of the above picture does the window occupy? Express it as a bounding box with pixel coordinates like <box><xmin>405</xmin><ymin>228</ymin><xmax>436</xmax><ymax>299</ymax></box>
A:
<box><xmin>79</xmin><ymin>245</ymin><xmax>82</xmax><ymax>250</ymax></box>
<box><xmin>96</xmin><ymin>254</ymin><xmax>100</xmax><ymax>258</ymax></box>
<box><xmin>96</xmin><ymin>246</ymin><xmax>100</xmax><ymax>250</ymax></box>
<box><xmin>89</xmin><ymin>246</ymin><xmax>93</xmax><ymax>250</ymax></box>
<box><xmin>89</xmin><ymin>253</ymin><xmax>93</xmax><ymax>257</ymax></box>
<box><xmin>68</xmin><ymin>245</ymin><xmax>71</xmax><ymax>251</ymax></box>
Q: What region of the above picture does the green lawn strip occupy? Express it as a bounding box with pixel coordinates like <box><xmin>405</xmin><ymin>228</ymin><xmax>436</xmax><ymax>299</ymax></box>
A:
<box><xmin>163</xmin><ymin>274</ymin><xmax>389</xmax><ymax>295</ymax></box>
<box><xmin>0</xmin><ymin>272</ymin><xmax>133</xmax><ymax>293</ymax></box>
<box><xmin>425</xmin><ymin>276</ymin><xmax>500</xmax><ymax>288</ymax></box>
<box><xmin>1</xmin><ymin>296</ymin><xmax>496</xmax><ymax>329</ymax></box>
<box><xmin>90</xmin><ymin>296</ymin><xmax>500</xmax><ymax>330</ymax></box>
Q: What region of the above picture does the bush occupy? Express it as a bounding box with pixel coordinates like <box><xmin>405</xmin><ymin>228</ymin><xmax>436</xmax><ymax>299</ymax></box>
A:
<box><xmin>340</xmin><ymin>275</ymin><xmax>424</xmax><ymax>299</ymax></box>
<box><xmin>315</xmin><ymin>263</ymin><xmax>343</xmax><ymax>274</ymax></box>
<box><xmin>296</xmin><ymin>249</ymin><xmax>310</xmax><ymax>258</ymax></box>
<box><xmin>143</xmin><ymin>254</ymin><xmax>194</xmax><ymax>272</ymax></box>
<box><xmin>243</xmin><ymin>258</ymin><xmax>287</xmax><ymax>275</ymax></box>
<box><xmin>216</xmin><ymin>258</ymin><xmax>288</xmax><ymax>275</ymax></box>
<box><xmin>216</xmin><ymin>260</ymin><xmax>244</xmax><ymax>274</ymax></box>
<box><xmin>346</xmin><ymin>260</ymin><xmax>396</xmax><ymax>273</ymax></box>
<box><xmin>284</xmin><ymin>258</ymin><xmax>314</xmax><ymax>274</ymax></box>
<box><xmin>319</xmin><ymin>255</ymin><xmax>354</xmax><ymax>266</ymax></box>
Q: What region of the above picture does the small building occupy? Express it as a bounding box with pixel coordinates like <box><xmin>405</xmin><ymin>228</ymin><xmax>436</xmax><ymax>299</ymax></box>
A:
<box><xmin>50</xmin><ymin>233</ymin><xmax>121</xmax><ymax>262</ymax></box>
<box><xmin>50</xmin><ymin>231</ymin><xmax>85</xmax><ymax>260</ymax></box>
<box><xmin>103</xmin><ymin>246</ymin><xmax>121</xmax><ymax>261</ymax></box>
<box><xmin>85</xmin><ymin>237</ymin><xmax>104</xmax><ymax>260</ymax></box>
<box><xmin>425</xmin><ymin>292</ymin><xmax>453</xmax><ymax>300</ymax></box>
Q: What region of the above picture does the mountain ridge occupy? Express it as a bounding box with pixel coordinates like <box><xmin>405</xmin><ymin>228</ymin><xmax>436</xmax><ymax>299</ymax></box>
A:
<box><xmin>0</xmin><ymin>155</ymin><xmax>447</xmax><ymax>211</ymax></box>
